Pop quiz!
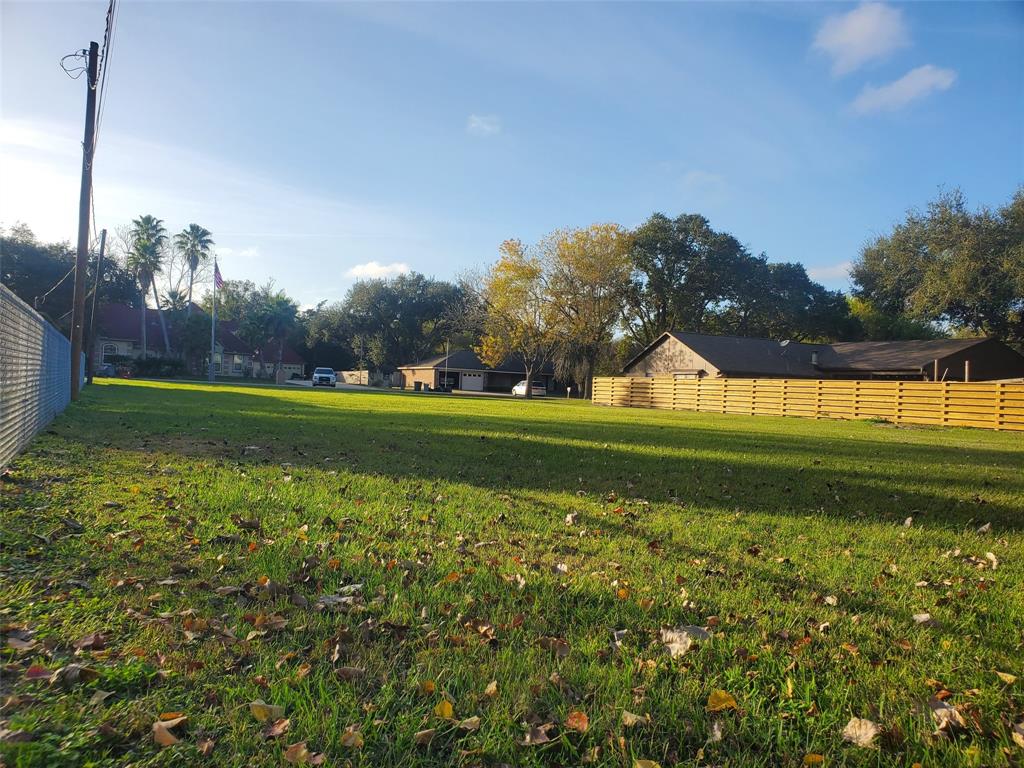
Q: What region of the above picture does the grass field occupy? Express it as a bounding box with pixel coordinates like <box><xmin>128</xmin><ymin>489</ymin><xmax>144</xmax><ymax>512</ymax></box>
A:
<box><xmin>2</xmin><ymin>379</ymin><xmax>1022</xmax><ymax>767</ymax></box>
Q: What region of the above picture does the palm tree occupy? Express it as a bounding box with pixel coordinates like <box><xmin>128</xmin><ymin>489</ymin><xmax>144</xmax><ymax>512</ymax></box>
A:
<box><xmin>127</xmin><ymin>215</ymin><xmax>171</xmax><ymax>357</ymax></box>
<box><xmin>173</xmin><ymin>224</ymin><xmax>214</xmax><ymax>317</ymax></box>
<box><xmin>161</xmin><ymin>289</ymin><xmax>189</xmax><ymax>313</ymax></box>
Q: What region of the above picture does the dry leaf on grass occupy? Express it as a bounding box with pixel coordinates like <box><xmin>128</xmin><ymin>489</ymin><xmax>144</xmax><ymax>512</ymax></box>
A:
<box><xmin>152</xmin><ymin>715</ymin><xmax>187</xmax><ymax>747</ymax></box>
<box><xmin>263</xmin><ymin>718</ymin><xmax>290</xmax><ymax>739</ymax></box>
<box><xmin>995</xmin><ymin>671</ymin><xmax>1017</xmax><ymax>685</ymax></box>
<box><xmin>841</xmin><ymin>716</ymin><xmax>879</xmax><ymax>747</ymax></box>
<box><xmin>634</xmin><ymin>761</ymin><xmax>661</xmax><ymax>768</ymax></box>
<box><xmin>1012</xmin><ymin>720</ymin><xmax>1024</xmax><ymax>749</ymax></box>
<box><xmin>340</xmin><ymin>726</ymin><xmax>364</xmax><ymax>748</ymax></box>
<box><xmin>659</xmin><ymin>625</ymin><xmax>710</xmax><ymax>658</ymax></box>
<box><xmin>483</xmin><ymin>680</ymin><xmax>498</xmax><ymax>698</ymax></box>
<box><xmin>565</xmin><ymin>710</ymin><xmax>589</xmax><ymax>732</ymax></box>
<box><xmin>434</xmin><ymin>700</ymin><xmax>454</xmax><ymax>719</ymax></box>
<box><xmin>706</xmin><ymin>690</ymin><xmax>737</xmax><ymax>712</ymax></box>
<box><xmin>336</xmin><ymin>666</ymin><xmax>365</xmax><ymax>681</ymax></box>
<box><xmin>414</xmin><ymin>728</ymin><xmax>436</xmax><ymax>746</ymax></box>
<box><xmin>457</xmin><ymin>716</ymin><xmax>481</xmax><ymax>731</ymax></box>
<box><xmin>519</xmin><ymin>722</ymin><xmax>555</xmax><ymax>745</ymax></box>
<box><xmin>802</xmin><ymin>755</ymin><xmax>824</xmax><ymax>765</ymax></box>
<box><xmin>621</xmin><ymin>710</ymin><xmax>650</xmax><ymax>727</ymax></box>
<box><xmin>929</xmin><ymin>697</ymin><xmax>967</xmax><ymax>737</ymax></box>
<box><xmin>282</xmin><ymin>741</ymin><xmax>326</xmax><ymax>765</ymax></box>
<box><xmin>249</xmin><ymin>699</ymin><xmax>285</xmax><ymax>722</ymax></box>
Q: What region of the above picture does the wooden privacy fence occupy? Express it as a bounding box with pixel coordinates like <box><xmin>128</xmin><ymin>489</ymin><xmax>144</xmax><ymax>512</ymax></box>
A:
<box><xmin>591</xmin><ymin>377</ymin><xmax>1024</xmax><ymax>431</ymax></box>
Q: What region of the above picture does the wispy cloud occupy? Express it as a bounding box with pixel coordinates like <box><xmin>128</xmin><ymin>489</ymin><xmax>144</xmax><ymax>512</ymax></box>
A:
<box><xmin>216</xmin><ymin>246</ymin><xmax>260</xmax><ymax>260</ymax></box>
<box><xmin>813</xmin><ymin>3</ymin><xmax>908</xmax><ymax>76</ymax></box>
<box><xmin>807</xmin><ymin>260</ymin><xmax>852</xmax><ymax>283</ymax></box>
<box><xmin>466</xmin><ymin>114</ymin><xmax>501</xmax><ymax>136</ymax></box>
<box><xmin>346</xmin><ymin>261</ymin><xmax>411</xmax><ymax>279</ymax></box>
<box><xmin>852</xmin><ymin>65</ymin><xmax>956</xmax><ymax>113</ymax></box>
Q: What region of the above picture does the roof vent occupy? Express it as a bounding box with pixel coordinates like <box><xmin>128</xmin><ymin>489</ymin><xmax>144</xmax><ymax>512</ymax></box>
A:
<box><xmin>779</xmin><ymin>340</ymin><xmax>790</xmax><ymax>347</ymax></box>
<box><xmin>811</xmin><ymin>351</ymin><xmax>819</xmax><ymax>366</ymax></box>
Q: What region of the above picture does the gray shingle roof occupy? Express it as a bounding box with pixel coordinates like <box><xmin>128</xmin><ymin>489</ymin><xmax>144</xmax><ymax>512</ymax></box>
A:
<box><xmin>400</xmin><ymin>349</ymin><xmax>554</xmax><ymax>375</ymax></box>
<box><xmin>628</xmin><ymin>332</ymin><xmax>1001</xmax><ymax>377</ymax></box>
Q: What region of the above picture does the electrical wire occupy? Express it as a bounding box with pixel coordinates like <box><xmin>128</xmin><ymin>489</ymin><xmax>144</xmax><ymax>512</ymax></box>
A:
<box><xmin>94</xmin><ymin>0</ymin><xmax>117</xmax><ymax>152</ymax></box>
<box><xmin>60</xmin><ymin>50</ymin><xmax>89</xmax><ymax>79</ymax></box>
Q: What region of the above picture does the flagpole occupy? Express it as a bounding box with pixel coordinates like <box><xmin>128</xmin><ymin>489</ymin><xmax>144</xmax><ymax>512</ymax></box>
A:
<box><xmin>208</xmin><ymin>258</ymin><xmax>217</xmax><ymax>383</ymax></box>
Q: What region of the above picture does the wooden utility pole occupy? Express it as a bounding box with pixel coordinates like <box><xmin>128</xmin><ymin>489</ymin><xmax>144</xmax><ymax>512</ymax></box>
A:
<box><xmin>70</xmin><ymin>41</ymin><xmax>99</xmax><ymax>401</ymax></box>
<box><xmin>85</xmin><ymin>228</ymin><xmax>107</xmax><ymax>384</ymax></box>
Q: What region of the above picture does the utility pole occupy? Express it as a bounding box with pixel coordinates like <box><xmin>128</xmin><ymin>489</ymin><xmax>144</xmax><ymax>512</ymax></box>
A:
<box><xmin>70</xmin><ymin>41</ymin><xmax>99</xmax><ymax>401</ymax></box>
<box><xmin>86</xmin><ymin>228</ymin><xmax>107</xmax><ymax>384</ymax></box>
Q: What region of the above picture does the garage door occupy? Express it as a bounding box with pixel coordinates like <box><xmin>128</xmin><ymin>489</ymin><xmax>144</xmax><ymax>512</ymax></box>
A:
<box><xmin>461</xmin><ymin>372</ymin><xmax>484</xmax><ymax>391</ymax></box>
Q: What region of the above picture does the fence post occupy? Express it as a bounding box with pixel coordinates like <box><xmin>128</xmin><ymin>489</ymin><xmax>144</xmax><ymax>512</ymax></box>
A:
<box><xmin>995</xmin><ymin>382</ymin><xmax>1003</xmax><ymax>431</ymax></box>
<box><xmin>894</xmin><ymin>381</ymin><xmax>903</xmax><ymax>424</ymax></box>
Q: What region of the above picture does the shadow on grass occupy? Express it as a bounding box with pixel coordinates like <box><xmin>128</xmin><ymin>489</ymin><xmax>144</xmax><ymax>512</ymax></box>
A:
<box><xmin>35</xmin><ymin>382</ymin><xmax>1023</xmax><ymax>534</ymax></box>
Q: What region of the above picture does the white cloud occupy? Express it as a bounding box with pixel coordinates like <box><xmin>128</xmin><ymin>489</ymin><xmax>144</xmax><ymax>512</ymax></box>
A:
<box><xmin>345</xmin><ymin>261</ymin><xmax>411</xmax><ymax>279</ymax></box>
<box><xmin>466</xmin><ymin>114</ymin><xmax>501</xmax><ymax>136</ymax></box>
<box><xmin>807</xmin><ymin>260</ymin><xmax>852</xmax><ymax>283</ymax></box>
<box><xmin>852</xmin><ymin>65</ymin><xmax>956</xmax><ymax>113</ymax></box>
<box><xmin>813</xmin><ymin>3</ymin><xmax>909</xmax><ymax>76</ymax></box>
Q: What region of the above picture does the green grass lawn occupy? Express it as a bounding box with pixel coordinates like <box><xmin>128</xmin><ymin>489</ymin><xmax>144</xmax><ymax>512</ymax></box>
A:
<box><xmin>2</xmin><ymin>379</ymin><xmax>1022</xmax><ymax>767</ymax></box>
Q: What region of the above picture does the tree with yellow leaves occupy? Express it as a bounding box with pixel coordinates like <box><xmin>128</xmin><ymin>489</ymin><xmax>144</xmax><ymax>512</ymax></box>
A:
<box><xmin>542</xmin><ymin>223</ymin><xmax>632</xmax><ymax>398</ymax></box>
<box><xmin>476</xmin><ymin>239</ymin><xmax>557</xmax><ymax>399</ymax></box>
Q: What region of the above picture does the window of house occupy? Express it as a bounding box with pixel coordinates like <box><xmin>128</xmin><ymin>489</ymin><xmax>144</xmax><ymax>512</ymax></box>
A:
<box><xmin>102</xmin><ymin>344</ymin><xmax>118</xmax><ymax>364</ymax></box>
<box><xmin>233</xmin><ymin>354</ymin><xmax>243</xmax><ymax>372</ymax></box>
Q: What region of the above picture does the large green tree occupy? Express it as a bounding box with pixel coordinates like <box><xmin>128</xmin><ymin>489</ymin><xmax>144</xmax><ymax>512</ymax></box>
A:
<box><xmin>340</xmin><ymin>272</ymin><xmax>463</xmax><ymax>371</ymax></box>
<box><xmin>625</xmin><ymin>212</ymin><xmax>853</xmax><ymax>349</ymax></box>
<box><xmin>851</xmin><ymin>188</ymin><xmax>1024</xmax><ymax>342</ymax></box>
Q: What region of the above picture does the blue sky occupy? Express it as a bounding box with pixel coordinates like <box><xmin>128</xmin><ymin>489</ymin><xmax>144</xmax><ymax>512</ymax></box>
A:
<box><xmin>2</xmin><ymin>1</ymin><xmax>1022</xmax><ymax>306</ymax></box>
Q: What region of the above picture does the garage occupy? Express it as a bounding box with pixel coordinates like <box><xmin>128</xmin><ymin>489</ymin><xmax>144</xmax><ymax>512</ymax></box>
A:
<box><xmin>461</xmin><ymin>372</ymin><xmax>484</xmax><ymax>391</ymax></box>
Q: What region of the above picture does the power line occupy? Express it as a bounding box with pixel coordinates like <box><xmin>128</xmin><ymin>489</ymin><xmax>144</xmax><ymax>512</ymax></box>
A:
<box><xmin>94</xmin><ymin>0</ymin><xmax>117</xmax><ymax>152</ymax></box>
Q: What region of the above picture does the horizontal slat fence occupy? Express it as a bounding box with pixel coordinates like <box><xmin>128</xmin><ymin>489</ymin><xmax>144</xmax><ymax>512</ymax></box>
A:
<box><xmin>591</xmin><ymin>376</ymin><xmax>1024</xmax><ymax>431</ymax></box>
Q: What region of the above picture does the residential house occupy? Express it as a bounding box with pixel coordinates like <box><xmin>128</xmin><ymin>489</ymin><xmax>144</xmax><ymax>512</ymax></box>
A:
<box><xmin>94</xmin><ymin>303</ymin><xmax>255</xmax><ymax>377</ymax></box>
<box><xmin>397</xmin><ymin>349</ymin><xmax>556</xmax><ymax>392</ymax></box>
<box><xmin>623</xmin><ymin>331</ymin><xmax>1024</xmax><ymax>382</ymax></box>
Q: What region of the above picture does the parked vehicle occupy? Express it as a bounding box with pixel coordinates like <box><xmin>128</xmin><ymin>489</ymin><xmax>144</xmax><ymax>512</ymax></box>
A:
<box><xmin>512</xmin><ymin>380</ymin><xmax>547</xmax><ymax>397</ymax></box>
<box><xmin>312</xmin><ymin>367</ymin><xmax>337</xmax><ymax>387</ymax></box>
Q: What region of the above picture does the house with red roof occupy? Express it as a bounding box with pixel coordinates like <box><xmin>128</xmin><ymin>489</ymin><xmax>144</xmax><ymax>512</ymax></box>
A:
<box><xmin>94</xmin><ymin>303</ymin><xmax>259</xmax><ymax>377</ymax></box>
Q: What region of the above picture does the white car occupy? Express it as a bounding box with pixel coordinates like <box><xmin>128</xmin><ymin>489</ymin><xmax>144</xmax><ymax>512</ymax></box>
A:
<box><xmin>512</xmin><ymin>380</ymin><xmax>547</xmax><ymax>397</ymax></box>
<box><xmin>311</xmin><ymin>367</ymin><xmax>337</xmax><ymax>387</ymax></box>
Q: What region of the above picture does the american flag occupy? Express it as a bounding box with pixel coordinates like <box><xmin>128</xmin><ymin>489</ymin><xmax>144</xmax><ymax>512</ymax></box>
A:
<box><xmin>214</xmin><ymin>260</ymin><xmax>224</xmax><ymax>290</ymax></box>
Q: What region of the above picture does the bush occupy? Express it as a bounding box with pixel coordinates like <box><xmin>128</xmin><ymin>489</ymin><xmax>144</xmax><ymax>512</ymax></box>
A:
<box><xmin>131</xmin><ymin>357</ymin><xmax>187</xmax><ymax>379</ymax></box>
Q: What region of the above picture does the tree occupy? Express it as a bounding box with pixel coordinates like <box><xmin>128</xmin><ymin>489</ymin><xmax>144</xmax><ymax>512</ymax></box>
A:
<box><xmin>543</xmin><ymin>224</ymin><xmax>632</xmax><ymax>397</ymax></box>
<box><xmin>126</xmin><ymin>215</ymin><xmax>170</xmax><ymax>357</ymax></box>
<box><xmin>0</xmin><ymin>223</ymin><xmax>136</xmax><ymax>332</ymax></box>
<box><xmin>624</xmin><ymin>213</ymin><xmax>751</xmax><ymax>346</ymax></box>
<box><xmin>256</xmin><ymin>286</ymin><xmax>299</xmax><ymax>378</ymax></box>
<box><xmin>173</xmin><ymin>224</ymin><xmax>214</xmax><ymax>317</ymax></box>
<box><xmin>477</xmin><ymin>239</ymin><xmax>556</xmax><ymax>399</ymax></box>
<box><xmin>851</xmin><ymin>188</ymin><xmax>1024</xmax><ymax>342</ymax></box>
<box><xmin>340</xmin><ymin>273</ymin><xmax>463</xmax><ymax>371</ymax></box>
